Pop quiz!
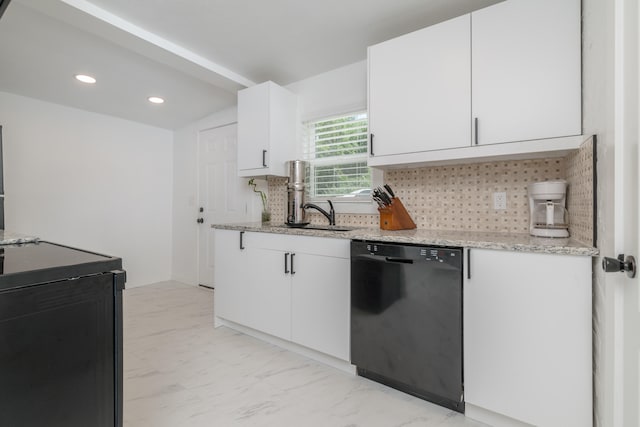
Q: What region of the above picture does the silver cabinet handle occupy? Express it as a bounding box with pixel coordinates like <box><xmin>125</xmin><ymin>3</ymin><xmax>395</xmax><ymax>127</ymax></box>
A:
<box><xmin>474</xmin><ymin>118</ymin><xmax>479</xmax><ymax>145</ymax></box>
<box><xmin>369</xmin><ymin>133</ymin><xmax>374</xmax><ymax>156</ymax></box>
<box><xmin>467</xmin><ymin>248</ymin><xmax>471</xmax><ymax>279</ymax></box>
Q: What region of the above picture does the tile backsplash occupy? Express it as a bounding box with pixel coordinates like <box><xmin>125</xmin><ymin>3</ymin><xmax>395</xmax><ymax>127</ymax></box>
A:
<box><xmin>384</xmin><ymin>158</ymin><xmax>565</xmax><ymax>233</ymax></box>
<box><xmin>566</xmin><ymin>136</ymin><xmax>595</xmax><ymax>245</ymax></box>
<box><xmin>266</xmin><ymin>139</ymin><xmax>594</xmax><ymax>244</ymax></box>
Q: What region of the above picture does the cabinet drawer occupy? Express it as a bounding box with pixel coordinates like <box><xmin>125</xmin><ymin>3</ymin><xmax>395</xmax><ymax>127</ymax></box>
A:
<box><xmin>247</xmin><ymin>232</ymin><xmax>349</xmax><ymax>258</ymax></box>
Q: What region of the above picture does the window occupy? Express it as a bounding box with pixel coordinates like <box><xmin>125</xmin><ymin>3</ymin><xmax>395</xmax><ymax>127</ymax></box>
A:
<box><xmin>303</xmin><ymin>112</ymin><xmax>372</xmax><ymax>200</ymax></box>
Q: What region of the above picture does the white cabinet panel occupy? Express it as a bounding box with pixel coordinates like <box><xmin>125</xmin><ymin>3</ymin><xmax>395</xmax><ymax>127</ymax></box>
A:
<box><xmin>471</xmin><ymin>0</ymin><xmax>581</xmax><ymax>145</ymax></box>
<box><xmin>214</xmin><ymin>230</ymin><xmax>291</xmax><ymax>340</ymax></box>
<box><xmin>243</xmin><ymin>247</ymin><xmax>291</xmax><ymax>340</ymax></box>
<box><xmin>213</xmin><ymin>229</ymin><xmax>248</xmax><ymax>325</ymax></box>
<box><xmin>237</xmin><ymin>81</ymin><xmax>297</xmax><ymax>177</ymax></box>
<box><xmin>237</xmin><ymin>83</ymin><xmax>270</xmax><ymax>172</ymax></box>
<box><xmin>291</xmin><ymin>253</ymin><xmax>350</xmax><ymax>361</ymax></box>
<box><xmin>368</xmin><ymin>14</ymin><xmax>471</xmax><ymax>158</ymax></box>
<box><xmin>464</xmin><ymin>249</ymin><xmax>592</xmax><ymax>427</ymax></box>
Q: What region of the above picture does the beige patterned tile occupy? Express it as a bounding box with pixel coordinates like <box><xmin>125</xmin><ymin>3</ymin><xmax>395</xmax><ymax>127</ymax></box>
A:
<box><xmin>266</xmin><ymin>151</ymin><xmax>592</xmax><ymax>240</ymax></box>
<box><xmin>566</xmin><ymin>137</ymin><xmax>595</xmax><ymax>245</ymax></box>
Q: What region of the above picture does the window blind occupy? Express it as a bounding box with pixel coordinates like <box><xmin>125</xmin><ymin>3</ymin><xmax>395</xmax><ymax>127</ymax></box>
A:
<box><xmin>303</xmin><ymin>112</ymin><xmax>371</xmax><ymax>198</ymax></box>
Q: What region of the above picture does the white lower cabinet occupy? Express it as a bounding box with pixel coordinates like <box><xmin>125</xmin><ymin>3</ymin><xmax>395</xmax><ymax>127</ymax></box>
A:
<box><xmin>291</xmin><ymin>252</ymin><xmax>350</xmax><ymax>361</ymax></box>
<box><xmin>464</xmin><ymin>248</ymin><xmax>592</xmax><ymax>427</ymax></box>
<box><xmin>213</xmin><ymin>229</ymin><xmax>350</xmax><ymax>361</ymax></box>
<box><xmin>242</xmin><ymin>246</ymin><xmax>292</xmax><ymax>340</ymax></box>
<box><xmin>213</xmin><ymin>229</ymin><xmax>251</xmax><ymax>327</ymax></box>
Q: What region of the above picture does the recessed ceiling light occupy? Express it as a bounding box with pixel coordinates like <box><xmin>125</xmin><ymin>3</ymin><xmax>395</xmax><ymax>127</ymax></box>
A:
<box><xmin>75</xmin><ymin>74</ymin><xmax>96</xmax><ymax>84</ymax></box>
<box><xmin>148</xmin><ymin>96</ymin><xmax>165</xmax><ymax>104</ymax></box>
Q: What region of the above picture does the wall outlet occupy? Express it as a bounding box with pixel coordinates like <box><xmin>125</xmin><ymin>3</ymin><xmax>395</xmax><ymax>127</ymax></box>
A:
<box><xmin>493</xmin><ymin>192</ymin><xmax>507</xmax><ymax>210</ymax></box>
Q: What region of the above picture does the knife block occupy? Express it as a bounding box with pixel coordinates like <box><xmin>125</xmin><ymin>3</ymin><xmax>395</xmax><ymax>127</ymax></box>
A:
<box><xmin>378</xmin><ymin>198</ymin><xmax>417</xmax><ymax>230</ymax></box>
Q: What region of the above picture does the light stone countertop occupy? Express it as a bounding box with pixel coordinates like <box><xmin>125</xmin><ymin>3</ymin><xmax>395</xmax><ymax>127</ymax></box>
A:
<box><xmin>211</xmin><ymin>222</ymin><xmax>599</xmax><ymax>257</ymax></box>
<box><xmin>0</xmin><ymin>230</ymin><xmax>40</xmax><ymax>245</ymax></box>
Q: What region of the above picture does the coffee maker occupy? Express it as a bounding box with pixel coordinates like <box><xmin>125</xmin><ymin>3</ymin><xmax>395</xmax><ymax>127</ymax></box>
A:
<box><xmin>527</xmin><ymin>180</ymin><xmax>569</xmax><ymax>238</ymax></box>
<box><xmin>285</xmin><ymin>160</ymin><xmax>309</xmax><ymax>226</ymax></box>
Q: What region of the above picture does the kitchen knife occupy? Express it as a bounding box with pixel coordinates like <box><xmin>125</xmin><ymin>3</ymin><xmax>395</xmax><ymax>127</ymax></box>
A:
<box><xmin>374</xmin><ymin>188</ymin><xmax>384</xmax><ymax>203</ymax></box>
<box><xmin>384</xmin><ymin>184</ymin><xmax>396</xmax><ymax>198</ymax></box>
<box><xmin>373</xmin><ymin>189</ymin><xmax>390</xmax><ymax>207</ymax></box>
<box><xmin>377</xmin><ymin>188</ymin><xmax>392</xmax><ymax>205</ymax></box>
<box><xmin>372</xmin><ymin>190</ymin><xmax>383</xmax><ymax>205</ymax></box>
<box><xmin>373</xmin><ymin>197</ymin><xmax>386</xmax><ymax>208</ymax></box>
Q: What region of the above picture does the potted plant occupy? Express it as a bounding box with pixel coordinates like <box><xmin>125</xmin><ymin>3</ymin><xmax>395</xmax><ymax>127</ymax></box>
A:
<box><xmin>248</xmin><ymin>179</ymin><xmax>270</xmax><ymax>223</ymax></box>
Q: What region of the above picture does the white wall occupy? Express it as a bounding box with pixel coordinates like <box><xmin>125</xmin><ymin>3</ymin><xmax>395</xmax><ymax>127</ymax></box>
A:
<box><xmin>172</xmin><ymin>107</ymin><xmax>237</xmax><ymax>285</ymax></box>
<box><xmin>0</xmin><ymin>91</ymin><xmax>173</xmax><ymax>287</ymax></box>
<box><xmin>286</xmin><ymin>60</ymin><xmax>367</xmax><ymax>122</ymax></box>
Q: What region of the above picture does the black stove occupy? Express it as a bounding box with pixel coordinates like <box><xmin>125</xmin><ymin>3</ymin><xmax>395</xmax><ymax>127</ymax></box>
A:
<box><xmin>0</xmin><ymin>240</ymin><xmax>125</xmax><ymax>427</ymax></box>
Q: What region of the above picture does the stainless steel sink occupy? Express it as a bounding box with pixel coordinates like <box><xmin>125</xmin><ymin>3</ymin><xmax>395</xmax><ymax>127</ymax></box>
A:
<box><xmin>302</xmin><ymin>225</ymin><xmax>353</xmax><ymax>232</ymax></box>
<box><xmin>277</xmin><ymin>224</ymin><xmax>353</xmax><ymax>232</ymax></box>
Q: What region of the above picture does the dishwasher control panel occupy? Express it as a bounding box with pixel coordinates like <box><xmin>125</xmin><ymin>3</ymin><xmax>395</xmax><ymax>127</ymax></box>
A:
<box><xmin>361</xmin><ymin>241</ymin><xmax>461</xmax><ymax>267</ymax></box>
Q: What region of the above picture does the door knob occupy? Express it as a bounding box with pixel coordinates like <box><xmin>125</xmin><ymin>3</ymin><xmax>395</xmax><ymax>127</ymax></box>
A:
<box><xmin>602</xmin><ymin>254</ymin><xmax>636</xmax><ymax>278</ymax></box>
<box><xmin>197</xmin><ymin>218</ymin><xmax>204</xmax><ymax>224</ymax></box>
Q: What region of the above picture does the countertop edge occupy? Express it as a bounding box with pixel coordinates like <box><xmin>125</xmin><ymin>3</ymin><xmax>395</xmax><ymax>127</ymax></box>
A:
<box><xmin>211</xmin><ymin>223</ymin><xmax>599</xmax><ymax>257</ymax></box>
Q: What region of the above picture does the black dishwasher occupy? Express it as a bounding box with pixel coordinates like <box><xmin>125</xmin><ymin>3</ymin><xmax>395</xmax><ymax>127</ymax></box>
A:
<box><xmin>351</xmin><ymin>240</ymin><xmax>463</xmax><ymax>412</ymax></box>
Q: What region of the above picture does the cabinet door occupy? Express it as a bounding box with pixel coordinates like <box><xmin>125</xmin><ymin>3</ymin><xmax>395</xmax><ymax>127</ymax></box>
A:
<box><xmin>237</xmin><ymin>83</ymin><xmax>270</xmax><ymax>172</ymax></box>
<box><xmin>368</xmin><ymin>14</ymin><xmax>471</xmax><ymax>158</ymax></box>
<box><xmin>464</xmin><ymin>249</ymin><xmax>591</xmax><ymax>427</ymax></box>
<box><xmin>237</xmin><ymin>81</ymin><xmax>297</xmax><ymax>177</ymax></box>
<box><xmin>213</xmin><ymin>230</ymin><xmax>249</xmax><ymax>325</ymax></box>
<box><xmin>290</xmin><ymin>253</ymin><xmax>350</xmax><ymax>361</ymax></box>
<box><xmin>242</xmin><ymin>247</ymin><xmax>292</xmax><ymax>340</ymax></box>
<box><xmin>472</xmin><ymin>0</ymin><xmax>581</xmax><ymax>145</ymax></box>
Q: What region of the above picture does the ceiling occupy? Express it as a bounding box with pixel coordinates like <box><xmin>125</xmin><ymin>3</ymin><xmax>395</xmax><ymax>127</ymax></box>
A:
<box><xmin>0</xmin><ymin>0</ymin><xmax>501</xmax><ymax>130</ymax></box>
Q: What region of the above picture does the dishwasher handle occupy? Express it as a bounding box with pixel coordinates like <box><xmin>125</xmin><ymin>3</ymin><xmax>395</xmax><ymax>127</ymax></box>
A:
<box><xmin>353</xmin><ymin>253</ymin><xmax>414</xmax><ymax>264</ymax></box>
<box><xmin>385</xmin><ymin>257</ymin><xmax>414</xmax><ymax>264</ymax></box>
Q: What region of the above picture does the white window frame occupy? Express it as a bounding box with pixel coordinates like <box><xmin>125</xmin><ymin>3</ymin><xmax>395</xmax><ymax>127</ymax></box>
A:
<box><xmin>303</xmin><ymin>111</ymin><xmax>382</xmax><ymax>214</ymax></box>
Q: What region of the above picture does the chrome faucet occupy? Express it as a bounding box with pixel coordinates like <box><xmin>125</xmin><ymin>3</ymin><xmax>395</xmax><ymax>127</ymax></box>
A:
<box><xmin>302</xmin><ymin>200</ymin><xmax>335</xmax><ymax>225</ymax></box>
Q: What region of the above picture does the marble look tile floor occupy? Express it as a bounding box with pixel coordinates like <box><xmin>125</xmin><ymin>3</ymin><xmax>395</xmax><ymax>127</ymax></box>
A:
<box><xmin>123</xmin><ymin>281</ymin><xmax>489</xmax><ymax>427</ymax></box>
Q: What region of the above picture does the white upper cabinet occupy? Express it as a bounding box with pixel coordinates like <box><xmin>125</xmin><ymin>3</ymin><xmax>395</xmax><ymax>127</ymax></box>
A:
<box><xmin>368</xmin><ymin>14</ymin><xmax>471</xmax><ymax>163</ymax></box>
<box><xmin>367</xmin><ymin>0</ymin><xmax>582</xmax><ymax>168</ymax></box>
<box><xmin>237</xmin><ymin>81</ymin><xmax>297</xmax><ymax>177</ymax></box>
<box><xmin>472</xmin><ymin>0</ymin><xmax>581</xmax><ymax>145</ymax></box>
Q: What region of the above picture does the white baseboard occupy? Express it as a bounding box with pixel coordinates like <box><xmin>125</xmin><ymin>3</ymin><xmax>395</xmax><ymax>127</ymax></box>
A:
<box><xmin>214</xmin><ymin>316</ymin><xmax>356</xmax><ymax>375</ymax></box>
<box><xmin>465</xmin><ymin>403</ymin><xmax>534</xmax><ymax>427</ymax></box>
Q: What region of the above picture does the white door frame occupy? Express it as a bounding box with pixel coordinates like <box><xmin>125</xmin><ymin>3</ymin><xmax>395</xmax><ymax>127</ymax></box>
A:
<box><xmin>602</xmin><ymin>0</ymin><xmax>639</xmax><ymax>425</ymax></box>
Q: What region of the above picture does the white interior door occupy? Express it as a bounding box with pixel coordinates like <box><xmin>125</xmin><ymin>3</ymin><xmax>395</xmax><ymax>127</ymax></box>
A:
<box><xmin>197</xmin><ymin>124</ymin><xmax>256</xmax><ymax>287</ymax></box>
